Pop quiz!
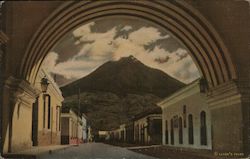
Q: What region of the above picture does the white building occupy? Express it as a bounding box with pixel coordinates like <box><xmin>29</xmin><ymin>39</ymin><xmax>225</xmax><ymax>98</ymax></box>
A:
<box><xmin>87</xmin><ymin>126</ymin><xmax>92</xmax><ymax>142</ymax></box>
<box><xmin>98</xmin><ymin>131</ymin><xmax>109</xmax><ymax>141</ymax></box>
<box><xmin>61</xmin><ymin>108</ymin><xmax>83</xmax><ymax>145</ymax></box>
<box><xmin>82</xmin><ymin>113</ymin><xmax>88</xmax><ymax>142</ymax></box>
<box><xmin>119</xmin><ymin>124</ymin><xmax>126</xmax><ymax>142</ymax></box>
<box><xmin>158</xmin><ymin>80</ymin><xmax>212</xmax><ymax>150</ymax></box>
<box><xmin>33</xmin><ymin>69</ymin><xmax>64</xmax><ymax>146</ymax></box>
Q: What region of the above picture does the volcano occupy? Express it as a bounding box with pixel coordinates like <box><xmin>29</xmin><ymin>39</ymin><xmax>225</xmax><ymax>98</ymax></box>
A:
<box><xmin>61</xmin><ymin>55</ymin><xmax>185</xmax><ymax>98</ymax></box>
<box><xmin>60</xmin><ymin>56</ymin><xmax>185</xmax><ymax>131</ymax></box>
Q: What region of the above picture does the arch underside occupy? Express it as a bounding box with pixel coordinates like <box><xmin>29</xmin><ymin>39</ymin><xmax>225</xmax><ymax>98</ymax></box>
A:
<box><xmin>19</xmin><ymin>0</ymin><xmax>237</xmax><ymax>87</ymax></box>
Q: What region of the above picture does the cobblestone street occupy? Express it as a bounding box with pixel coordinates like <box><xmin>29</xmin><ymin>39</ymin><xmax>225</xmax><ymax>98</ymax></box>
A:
<box><xmin>37</xmin><ymin>143</ymin><xmax>159</xmax><ymax>159</ymax></box>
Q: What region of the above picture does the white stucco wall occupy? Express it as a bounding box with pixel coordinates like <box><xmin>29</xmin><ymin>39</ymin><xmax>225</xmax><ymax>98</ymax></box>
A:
<box><xmin>120</xmin><ymin>124</ymin><xmax>126</xmax><ymax>141</ymax></box>
<box><xmin>35</xmin><ymin>69</ymin><xmax>64</xmax><ymax>133</ymax></box>
<box><xmin>78</xmin><ymin>121</ymin><xmax>83</xmax><ymax>140</ymax></box>
<box><xmin>82</xmin><ymin>114</ymin><xmax>87</xmax><ymax>141</ymax></box>
<box><xmin>62</xmin><ymin>110</ymin><xmax>82</xmax><ymax>139</ymax></box>
<box><xmin>158</xmin><ymin>81</ymin><xmax>212</xmax><ymax>150</ymax></box>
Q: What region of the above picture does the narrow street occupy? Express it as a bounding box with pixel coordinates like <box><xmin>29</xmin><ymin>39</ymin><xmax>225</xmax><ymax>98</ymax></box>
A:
<box><xmin>37</xmin><ymin>143</ymin><xmax>159</xmax><ymax>159</ymax></box>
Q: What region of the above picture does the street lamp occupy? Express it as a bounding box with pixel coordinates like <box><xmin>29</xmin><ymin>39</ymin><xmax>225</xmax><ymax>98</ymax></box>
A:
<box><xmin>40</xmin><ymin>76</ymin><xmax>49</xmax><ymax>93</ymax></box>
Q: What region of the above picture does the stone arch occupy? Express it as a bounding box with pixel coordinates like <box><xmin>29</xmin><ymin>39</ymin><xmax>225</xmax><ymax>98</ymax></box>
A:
<box><xmin>18</xmin><ymin>0</ymin><xmax>237</xmax><ymax>87</ymax></box>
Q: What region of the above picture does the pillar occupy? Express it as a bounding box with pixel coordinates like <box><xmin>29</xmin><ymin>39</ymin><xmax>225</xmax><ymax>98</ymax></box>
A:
<box><xmin>0</xmin><ymin>30</ymin><xmax>9</xmax><ymax>154</ymax></box>
<box><xmin>2</xmin><ymin>76</ymin><xmax>39</xmax><ymax>153</ymax></box>
<box><xmin>207</xmin><ymin>80</ymin><xmax>248</xmax><ymax>157</ymax></box>
<box><xmin>238</xmin><ymin>79</ymin><xmax>250</xmax><ymax>156</ymax></box>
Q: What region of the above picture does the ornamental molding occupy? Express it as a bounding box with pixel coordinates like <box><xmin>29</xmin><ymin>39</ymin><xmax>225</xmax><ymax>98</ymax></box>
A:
<box><xmin>4</xmin><ymin>76</ymin><xmax>40</xmax><ymax>107</ymax></box>
<box><xmin>207</xmin><ymin>80</ymin><xmax>242</xmax><ymax>110</ymax></box>
<box><xmin>36</xmin><ymin>69</ymin><xmax>64</xmax><ymax>102</ymax></box>
<box><xmin>157</xmin><ymin>80</ymin><xmax>200</xmax><ymax>109</ymax></box>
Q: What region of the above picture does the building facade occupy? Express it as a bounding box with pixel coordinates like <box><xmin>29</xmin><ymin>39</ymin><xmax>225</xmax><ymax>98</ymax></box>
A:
<box><xmin>119</xmin><ymin>124</ymin><xmax>126</xmax><ymax>143</ymax></box>
<box><xmin>108</xmin><ymin>108</ymin><xmax>162</xmax><ymax>145</ymax></box>
<box><xmin>158</xmin><ymin>80</ymin><xmax>212</xmax><ymax>150</ymax></box>
<box><xmin>87</xmin><ymin>126</ymin><xmax>92</xmax><ymax>142</ymax></box>
<box><xmin>97</xmin><ymin>131</ymin><xmax>109</xmax><ymax>142</ymax></box>
<box><xmin>125</xmin><ymin>121</ymin><xmax>134</xmax><ymax>144</ymax></box>
<box><xmin>81</xmin><ymin>113</ymin><xmax>88</xmax><ymax>143</ymax></box>
<box><xmin>108</xmin><ymin>129</ymin><xmax>117</xmax><ymax>143</ymax></box>
<box><xmin>61</xmin><ymin>108</ymin><xmax>83</xmax><ymax>145</ymax></box>
<box><xmin>32</xmin><ymin>69</ymin><xmax>64</xmax><ymax>146</ymax></box>
<box><xmin>134</xmin><ymin>108</ymin><xmax>162</xmax><ymax>145</ymax></box>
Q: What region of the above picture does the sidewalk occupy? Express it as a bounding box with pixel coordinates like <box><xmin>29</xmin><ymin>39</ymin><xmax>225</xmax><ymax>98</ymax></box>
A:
<box><xmin>128</xmin><ymin>145</ymin><xmax>248</xmax><ymax>159</ymax></box>
<box><xmin>2</xmin><ymin>145</ymin><xmax>72</xmax><ymax>158</ymax></box>
<box><xmin>127</xmin><ymin>145</ymin><xmax>162</xmax><ymax>150</ymax></box>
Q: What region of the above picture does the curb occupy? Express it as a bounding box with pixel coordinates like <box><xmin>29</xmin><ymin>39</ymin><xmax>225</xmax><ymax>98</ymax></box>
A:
<box><xmin>2</xmin><ymin>145</ymin><xmax>73</xmax><ymax>159</ymax></box>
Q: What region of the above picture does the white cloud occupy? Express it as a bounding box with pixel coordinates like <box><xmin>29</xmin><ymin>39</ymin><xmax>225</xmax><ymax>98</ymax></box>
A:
<box><xmin>129</xmin><ymin>27</ymin><xmax>169</xmax><ymax>45</ymax></box>
<box><xmin>52</xmin><ymin>60</ymin><xmax>98</xmax><ymax>79</ymax></box>
<box><xmin>112</xmin><ymin>42</ymin><xmax>200</xmax><ymax>83</ymax></box>
<box><xmin>121</xmin><ymin>25</ymin><xmax>133</xmax><ymax>31</ymax></box>
<box><xmin>43</xmin><ymin>22</ymin><xmax>200</xmax><ymax>83</ymax></box>
<box><xmin>42</xmin><ymin>52</ymin><xmax>58</xmax><ymax>73</ymax></box>
<box><xmin>73</xmin><ymin>22</ymin><xmax>95</xmax><ymax>37</ymax></box>
<box><xmin>72</xmin><ymin>23</ymin><xmax>117</xmax><ymax>61</ymax></box>
<box><xmin>43</xmin><ymin>52</ymin><xmax>101</xmax><ymax>79</ymax></box>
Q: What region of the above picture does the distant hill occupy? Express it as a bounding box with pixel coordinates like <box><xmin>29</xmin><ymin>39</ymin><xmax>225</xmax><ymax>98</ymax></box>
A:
<box><xmin>61</xmin><ymin>56</ymin><xmax>185</xmax><ymax>131</ymax></box>
<box><xmin>63</xmin><ymin>92</ymin><xmax>162</xmax><ymax>131</ymax></box>
<box><xmin>61</xmin><ymin>55</ymin><xmax>185</xmax><ymax>98</ymax></box>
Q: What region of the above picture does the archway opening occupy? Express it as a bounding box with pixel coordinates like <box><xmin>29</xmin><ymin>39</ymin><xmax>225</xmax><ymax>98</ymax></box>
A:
<box><xmin>37</xmin><ymin>17</ymin><xmax>200</xmax><ymax>134</ymax></box>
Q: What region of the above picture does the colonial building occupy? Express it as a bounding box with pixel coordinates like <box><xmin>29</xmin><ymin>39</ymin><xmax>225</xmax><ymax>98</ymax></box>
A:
<box><xmin>108</xmin><ymin>128</ymin><xmax>121</xmax><ymax>143</ymax></box>
<box><xmin>108</xmin><ymin>108</ymin><xmax>162</xmax><ymax>145</ymax></box>
<box><xmin>87</xmin><ymin>126</ymin><xmax>93</xmax><ymax>142</ymax></box>
<box><xmin>133</xmin><ymin>107</ymin><xmax>162</xmax><ymax>145</ymax></box>
<box><xmin>125</xmin><ymin>120</ymin><xmax>134</xmax><ymax>144</ymax></box>
<box><xmin>32</xmin><ymin>69</ymin><xmax>64</xmax><ymax>146</ymax></box>
<box><xmin>119</xmin><ymin>124</ymin><xmax>126</xmax><ymax>143</ymax></box>
<box><xmin>81</xmin><ymin>113</ymin><xmax>88</xmax><ymax>143</ymax></box>
<box><xmin>158</xmin><ymin>80</ymin><xmax>212</xmax><ymax>150</ymax></box>
<box><xmin>61</xmin><ymin>108</ymin><xmax>83</xmax><ymax>145</ymax></box>
<box><xmin>97</xmin><ymin>131</ymin><xmax>109</xmax><ymax>142</ymax></box>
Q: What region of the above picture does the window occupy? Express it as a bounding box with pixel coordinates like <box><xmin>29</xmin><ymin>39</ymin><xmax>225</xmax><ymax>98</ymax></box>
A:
<box><xmin>56</xmin><ymin>106</ymin><xmax>60</xmax><ymax>131</ymax></box>
<box><xmin>43</xmin><ymin>95</ymin><xmax>46</xmax><ymax>128</ymax></box>
<box><xmin>47</xmin><ymin>95</ymin><xmax>51</xmax><ymax>129</ymax></box>
<box><xmin>188</xmin><ymin>114</ymin><xmax>194</xmax><ymax>144</ymax></box>
<box><xmin>71</xmin><ymin>120</ymin><xmax>74</xmax><ymax>138</ymax></box>
<box><xmin>179</xmin><ymin>117</ymin><xmax>183</xmax><ymax>144</ymax></box>
<box><xmin>165</xmin><ymin>120</ymin><xmax>169</xmax><ymax>144</ymax></box>
<box><xmin>170</xmin><ymin>119</ymin><xmax>174</xmax><ymax>145</ymax></box>
<box><xmin>56</xmin><ymin>107</ymin><xmax>58</xmax><ymax>131</ymax></box>
<box><xmin>141</xmin><ymin>125</ymin><xmax>144</xmax><ymax>144</ymax></box>
<box><xmin>200</xmin><ymin>111</ymin><xmax>207</xmax><ymax>145</ymax></box>
<box><xmin>183</xmin><ymin>105</ymin><xmax>187</xmax><ymax>114</ymax></box>
<box><xmin>183</xmin><ymin>105</ymin><xmax>187</xmax><ymax>128</ymax></box>
<box><xmin>43</xmin><ymin>94</ymin><xmax>51</xmax><ymax>129</ymax></box>
<box><xmin>135</xmin><ymin>124</ymin><xmax>139</xmax><ymax>143</ymax></box>
<box><xmin>59</xmin><ymin>107</ymin><xmax>61</xmax><ymax>131</ymax></box>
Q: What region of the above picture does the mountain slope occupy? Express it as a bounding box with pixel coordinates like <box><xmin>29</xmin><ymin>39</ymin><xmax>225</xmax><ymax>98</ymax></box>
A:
<box><xmin>63</xmin><ymin>92</ymin><xmax>161</xmax><ymax>131</ymax></box>
<box><xmin>61</xmin><ymin>56</ymin><xmax>185</xmax><ymax>98</ymax></box>
<box><xmin>61</xmin><ymin>56</ymin><xmax>186</xmax><ymax>131</ymax></box>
